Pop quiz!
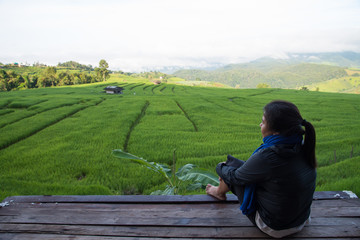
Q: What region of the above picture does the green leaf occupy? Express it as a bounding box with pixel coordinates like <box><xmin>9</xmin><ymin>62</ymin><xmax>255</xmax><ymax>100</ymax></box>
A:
<box><xmin>112</xmin><ymin>149</ymin><xmax>173</xmax><ymax>186</ymax></box>
<box><xmin>176</xmin><ymin>163</ymin><xmax>196</xmax><ymax>177</ymax></box>
<box><xmin>178</xmin><ymin>168</ymin><xmax>219</xmax><ymax>186</ymax></box>
<box><xmin>157</xmin><ymin>163</ymin><xmax>172</xmax><ymax>177</ymax></box>
<box><xmin>150</xmin><ymin>186</ymin><xmax>175</xmax><ymax>195</ymax></box>
<box><xmin>112</xmin><ymin>149</ymin><xmax>144</xmax><ymax>160</ymax></box>
<box><xmin>186</xmin><ymin>182</ymin><xmax>203</xmax><ymax>191</ymax></box>
<box><xmin>162</xmin><ymin>186</ymin><xmax>175</xmax><ymax>195</ymax></box>
<box><xmin>113</xmin><ymin>149</ymin><xmax>158</xmax><ymax>172</ymax></box>
<box><xmin>150</xmin><ymin>190</ymin><xmax>164</xmax><ymax>195</ymax></box>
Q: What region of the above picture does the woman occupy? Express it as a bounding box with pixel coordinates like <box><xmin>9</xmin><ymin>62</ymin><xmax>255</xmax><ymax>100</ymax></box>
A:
<box><xmin>206</xmin><ymin>100</ymin><xmax>317</xmax><ymax>238</ymax></box>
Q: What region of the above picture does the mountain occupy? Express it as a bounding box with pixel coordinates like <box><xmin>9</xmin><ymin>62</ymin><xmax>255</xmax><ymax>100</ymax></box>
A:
<box><xmin>174</xmin><ymin>61</ymin><xmax>347</xmax><ymax>88</ymax></box>
<box><xmin>173</xmin><ymin>52</ymin><xmax>359</xmax><ymax>88</ymax></box>
<box><xmin>286</xmin><ymin>52</ymin><xmax>360</xmax><ymax>68</ymax></box>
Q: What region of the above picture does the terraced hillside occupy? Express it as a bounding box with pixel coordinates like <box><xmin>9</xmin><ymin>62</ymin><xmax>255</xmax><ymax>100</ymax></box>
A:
<box><xmin>0</xmin><ymin>76</ymin><xmax>359</xmax><ymax>200</ymax></box>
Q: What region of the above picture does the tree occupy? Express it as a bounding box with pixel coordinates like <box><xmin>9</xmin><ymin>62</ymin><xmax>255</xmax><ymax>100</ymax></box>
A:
<box><xmin>57</xmin><ymin>61</ymin><xmax>94</xmax><ymax>71</ymax></box>
<box><xmin>7</xmin><ymin>71</ymin><xmax>20</xmax><ymax>90</ymax></box>
<box><xmin>300</xmin><ymin>86</ymin><xmax>309</xmax><ymax>91</ymax></box>
<box><xmin>16</xmin><ymin>75</ymin><xmax>25</xmax><ymax>89</ymax></box>
<box><xmin>24</xmin><ymin>74</ymin><xmax>37</xmax><ymax>89</ymax></box>
<box><xmin>95</xmin><ymin>59</ymin><xmax>110</xmax><ymax>82</ymax></box>
<box><xmin>57</xmin><ymin>71</ymin><xmax>74</xmax><ymax>86</ymax></box>
<box><xmin>38</xmin><ymin>67</ymin><xmax>57</xmax><ymax>87</ymax></box>
<box><xmin>256</xmin><ymin>83</ymin><xmax>270</xmax><ymax>88</ymax></box>
<box><xmin>0</xmin><ymin>69</ymin><xmax>9</xmax><ymax>91</ymax></box>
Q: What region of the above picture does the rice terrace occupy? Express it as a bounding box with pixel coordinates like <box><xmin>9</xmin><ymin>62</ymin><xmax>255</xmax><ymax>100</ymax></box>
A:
<box><xmin>0</xmin><ymin>74</ymin><xmax>360</xmax><ymax>201</ymax></box>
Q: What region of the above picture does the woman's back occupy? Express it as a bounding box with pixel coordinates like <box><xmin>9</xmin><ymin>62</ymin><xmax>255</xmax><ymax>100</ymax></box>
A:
<box><xmin>255</xmin><ymin>144</ymin><xmax>316</xmax><ymax>230</ymax></box>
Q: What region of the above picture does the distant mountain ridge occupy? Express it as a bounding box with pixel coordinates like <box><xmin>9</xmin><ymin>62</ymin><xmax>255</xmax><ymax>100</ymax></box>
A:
<box><xmin>285</xmin><ymin>52</ymin><xmax>360</xmax><ymax>67</ymax></box>
<box><xmin>173</xmin><ymin>52</ymin><xmax>360</xmax><ymax>88</ymax></box>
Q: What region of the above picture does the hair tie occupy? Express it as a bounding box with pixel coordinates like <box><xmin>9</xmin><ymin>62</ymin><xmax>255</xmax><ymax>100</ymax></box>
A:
<box><xmin>301</xmin><ymin>119</ymin><xmax>307</xmax><ymax>126</ymax></box>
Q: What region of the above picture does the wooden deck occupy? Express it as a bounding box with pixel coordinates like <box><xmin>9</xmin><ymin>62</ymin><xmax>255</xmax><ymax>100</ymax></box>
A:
<box><xmin>0</xmin><ymin>191</ymin><xmax>359</xmax><ymax>239</ymax></box>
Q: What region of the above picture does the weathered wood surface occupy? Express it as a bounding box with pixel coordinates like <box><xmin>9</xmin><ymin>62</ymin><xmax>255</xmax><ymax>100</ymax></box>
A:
<box><xmin>0</xmin><ymin>191</ymin><xmax>359</xmax><ymax>239</ymax></box>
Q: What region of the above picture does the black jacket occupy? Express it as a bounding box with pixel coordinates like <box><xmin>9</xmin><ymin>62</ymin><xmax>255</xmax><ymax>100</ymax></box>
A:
<box><xmin>216</xmin><ymin>144</ymin><xmax>316</xmax><ymax>230</ymax></box>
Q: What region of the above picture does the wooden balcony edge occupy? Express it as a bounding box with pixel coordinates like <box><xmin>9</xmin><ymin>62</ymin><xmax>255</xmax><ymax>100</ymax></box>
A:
<box><xmin>1</xmin><ymin>190</ymin><xmax>357</xmax><ymax>205</ymax></box>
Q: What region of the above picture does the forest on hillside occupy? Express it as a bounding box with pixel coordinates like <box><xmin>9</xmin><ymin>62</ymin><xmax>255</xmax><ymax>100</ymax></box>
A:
<box><xmin>2</xmin><ymin>52</ymin><xmax>360</xmax><ymax>92</ymax></box>
<box><xmin>0</xmin><ymin>60</ymin><xmax>110</xmax><ymax>91</ymax></box>
<box><xmin>174</xmin><ymin>62</ymin><xmax>348</xmax><ymax>88</ymax></box>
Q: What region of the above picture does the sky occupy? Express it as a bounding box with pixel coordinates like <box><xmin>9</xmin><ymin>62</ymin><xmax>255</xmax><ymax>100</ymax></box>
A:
<box><xmin>1</xmin><ymin>0</ymin><xmax>360</xmax><ymax>72</ymax></box>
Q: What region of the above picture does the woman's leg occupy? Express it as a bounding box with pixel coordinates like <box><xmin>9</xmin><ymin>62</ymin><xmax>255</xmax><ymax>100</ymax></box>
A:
<box><xmin>206</xmin><ymin>177</ymin><xmax>230</xmax><ymax>200</ymax></box>
<box><xmin>206</xmin><ymin>155</ymin><xmax>245</xmax><ymax>200</ymax></box>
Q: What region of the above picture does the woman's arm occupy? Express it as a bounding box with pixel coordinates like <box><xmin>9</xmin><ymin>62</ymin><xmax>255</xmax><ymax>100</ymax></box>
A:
<box><xmin>217</xmin><ymin>150</ymin><xmax>273</xmax><ymax>186</ymax></box>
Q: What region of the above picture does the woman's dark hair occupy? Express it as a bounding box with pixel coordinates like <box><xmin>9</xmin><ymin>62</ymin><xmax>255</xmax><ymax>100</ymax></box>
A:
<box><xmin>264</xmin><ymin>100</ymin><xmax>317</xmax><ymax>168</ymax></box>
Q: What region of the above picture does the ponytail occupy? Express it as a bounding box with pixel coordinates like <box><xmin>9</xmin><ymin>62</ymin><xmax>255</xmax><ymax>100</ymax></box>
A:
<box><xmin>302</xmin><ymin>119</ymin><xmax>317</xmax><ymax>168</ymax></box>
<box><xmin>263</xmin><ymin>100</ymin><xmax>317</xmax><ymax>168</ymax></box>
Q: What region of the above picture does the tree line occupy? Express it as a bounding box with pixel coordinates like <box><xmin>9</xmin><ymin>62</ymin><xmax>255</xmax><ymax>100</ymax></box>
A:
<box><xmin>0</xmin><ymin>60</ymin><xmax>110</xmax><ymax>91</ymax></box>
<box><xmin>57</xmin><ymin>61</ymin><xmax>94</xmax><ymax>71</ymax></box>
<box><xmin>174</xmin><ymin>63</ymin><xmax>348</xmax><ymax>88</ymax></box>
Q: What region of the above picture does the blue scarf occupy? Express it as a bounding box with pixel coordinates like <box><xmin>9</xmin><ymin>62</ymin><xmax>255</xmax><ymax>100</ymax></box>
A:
<box><xmin>240</xmin><ymin>134</ymin><xmax>303</xmax><ymax>215</ymax></box>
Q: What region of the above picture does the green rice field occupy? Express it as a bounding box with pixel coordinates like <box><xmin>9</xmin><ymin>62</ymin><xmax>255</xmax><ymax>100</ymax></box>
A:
<box><xmin>1</xmin><ymin>75</ymin><xmax>360</xmax><ymax>200</ymax></box>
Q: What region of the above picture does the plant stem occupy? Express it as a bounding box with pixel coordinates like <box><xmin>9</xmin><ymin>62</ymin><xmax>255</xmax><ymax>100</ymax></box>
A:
<box><xmin>173</xmin><ymin>149</ymin><xmax>177</xmax><ymax>193</ymax></box>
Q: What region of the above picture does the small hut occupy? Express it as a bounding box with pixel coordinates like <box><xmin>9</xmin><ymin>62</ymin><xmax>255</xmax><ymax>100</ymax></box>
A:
<box><xmin>104</xmin><ymin>86</ymin><xmax>124</xmax><ymax>94</ymax></box>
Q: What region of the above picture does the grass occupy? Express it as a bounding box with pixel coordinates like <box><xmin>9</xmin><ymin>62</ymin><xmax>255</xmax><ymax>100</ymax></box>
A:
<box><xmin>306</xmin><ymin>76</ymin><xmax>360</xmax><ymax>93</ymax></box>
<box><xmin>316</xmin><ymin>156</ymin><xmax>360</xmax><ymax>195</ymax></box>
<box><xmin>0</xmin><ymin>74</ymin><xmax>360</xmax><ymax>200</ymax></box>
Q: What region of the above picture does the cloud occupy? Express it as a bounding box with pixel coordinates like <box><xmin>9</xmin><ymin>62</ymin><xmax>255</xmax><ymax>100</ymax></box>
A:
<box><xmin>0</xmin><ymin>0</ymin><xmax>359</xmax><ymax>71</ymax></box>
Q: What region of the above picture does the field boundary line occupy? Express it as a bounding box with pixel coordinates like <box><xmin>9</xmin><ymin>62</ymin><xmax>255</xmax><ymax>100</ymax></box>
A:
<box><xmin>124</xmin><ymin>101</ymin><xmax>150</xmax><ymax>152</ymax></box>
<box><xmin>228</xmin><ymin>97</ymin><xmax>263</xmax><ymax>110</ymax></box>
<box><xmin>143</xmin><ymin>85</ymin><xmax>152</xmax><ymax>91</ymax></box>
<box><xmin>0</xmin><ymin>111</ymin><xmax>35</xmax><ymax>129</ymax></box>
<box><xmin>129</xmin><ymin>83</ymin><xmax>145</xmax><ymax>90</ymax></box>
<box><xmin>6</xmin><ymin>99</ymin><xmax>48</xmax><ymax>109</ymax></box>
<box><xmin>247</xmin><ymin>89</ymin><xmax>275</xmax><ymax>97</ymax></box>
<box><xmin>0</xmin><ymin>101</ymin><xmax>82</xmax><ymax>130</ymax></box>
<box><xmin>175</xmin><ymin>100</ymin><xmax>198</xmax><ymax>132</ymax></box>
<box><xmin>0</xmin><ymin>99</ymin><xmax>12</xmax><ymax>108</ymax></box>
<box><xmin>202</xmin><ymin>97</ymin><xmax>240</xmax><ymax>113</ymax></box>
<box><xmin>353</xmin><ymin>104</ymin><xmax>360</xmax><ymax>113</ymax></box>
<box><xmin>229</xmin><ymin>96</ymin><xmax>246</xmax><ymax>101</ymax></box>
<box><xmin>151</xmin><ymin>85</ymin><xmax>162</xmax><ymax>94</ymax></box>
<box><xmin>0</xmin><ymin>109</ymin><xmax>14</xmax><ymax>117</ymax></box>
<box><xmin>123</xmin><ymin>83</ymin><xmax>136</xmax><ymax>88</ymax></box>
<box><xmin>0</xmin><ymin>100</ymin><xmax>104</xmax><ymax>151</ymax></box>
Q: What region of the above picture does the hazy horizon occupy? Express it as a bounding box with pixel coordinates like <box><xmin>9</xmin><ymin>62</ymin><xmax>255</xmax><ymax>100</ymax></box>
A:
<box><xmin>1</xmin><ymin>0</ymin><xmax>359</xmax><ymax>72</ymax></box>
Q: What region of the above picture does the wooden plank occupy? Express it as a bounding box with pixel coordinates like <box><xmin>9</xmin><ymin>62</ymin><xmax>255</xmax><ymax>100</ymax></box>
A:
<box><xmin>310</xmin><ymin>206</ymin><xmax>360</xmax><ymax>217</ymax></box>
<box><xmin>2</xmin><ymin>199</ymin><xmax>358</xmax><ymax>216</ymax></box>
<box><xmin>2</xmin><ymin>194</ymin><xmax>238</xmax><ymax>204</ymax></box>
<box><xmin>0</xmin><ymin>202</ymin><xmax>239</xmax><ymax>211</ymax></box>
<box><xmin>0</xmin><ymin>204</ymin><xmax>251</xmax><ymax>227</ymax></box>
<box><xmin>1</xmin><ymin>201</ymin><xmax>359</xmax><ymax>225</ymax></box>
<box><xmin>2</xmin><ymin>236</ymin><xmax>359</xmax><ymax>240</ymax></box>
<box><xmin>311</xmin><ymin>198</ymin><xmax>360</xmax><ymax>207</ymax></box>
<box><xmin>309</xmin><ymin>217</ymin><xmax>360</xmax><ymax>226</ymax></box>
<box><xmin>1</xmin><ymin>208</ymin><xmax>359</xmax><ymax>228</ymax></box>
<box><xmin>0</xmin><ymin>224</ymin><xmax>268</xmax><ymax>238</ymax></box>
<box><xmin>313</xmin><ymin>191</ymin><xmax>358</xmax><ymax>200</ymax></box>
<box><xmin>295</xmin><ymin>225</ymin><xmax>360</xmax><ymax>238</ymax></box>
<box><xmin>0</xmin><ymin>211</ymin><xmax>357</xmax><ymax>228</ymax></box>
<box><xmin>1</xmin><ymin>223</ymin><xmax>359</xmax><ymax>238</ymax></box>
<box><xmin>0</xmin><ymin>234</ymin><xmax>179</xmax><ymax>240</ymax></box>
<box><xmin>0</xmin><ymin>192</ymin><xmax>359</xmax><ymax>239</ymax></box>
<box><xmin>0</xmin><ymin>202</ymin><xmax>239</xmax><ymax>214</ymax></box>
<box><xmin>2</xmin><ymin>198</ymin><xmax>359</xmax><ymax>212</ymax></box>
<box><xmin>2</xmin><ymin>191</ymin><xmax>356</xmax><ymax>204</ymax></box>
